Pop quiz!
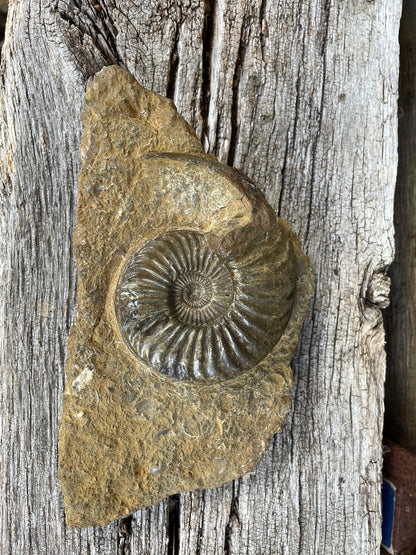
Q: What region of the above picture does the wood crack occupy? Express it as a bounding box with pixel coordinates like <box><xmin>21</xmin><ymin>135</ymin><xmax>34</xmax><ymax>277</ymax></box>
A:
<box><xmin>305</xmin><ymin>0</ymin><xmax>331</xmax><ymax>240</ymax></box>
<box><xmin>56</xmin><ymin>0</ymin><xmax>121</xmax><ymax>68</ymax></box>
<box><xmin>227</xmin><ymin>19</ymin><xmax>248</xmax><ymax>168</ymax></box>
<box><xmin>224</xmin><ymin>480</ymin><xmax>240</xmax><ymax>554</ymax></box>
<box><xmin>117</xmin><ymin>515</ymin><xmax>133</xmax><ymax>555</ymax></box>
<box><xmin>195</xmin><ymin>491</ymin><xmax>205</xmax><ymax>555</ymax></box>
<box><xmin>259</xmin><ymin>0</ymin><xmax>268</xmax><ymax>63</ymax></box>
<box><xmin>200</xmin><ymin>0</ymin><xmax>216</xmax><ymax>152</ymax></box>
<box><xmin>167</xmin><ymin>494</ymin><xmax>180</xmax><ymax>555</ymax></box>
<box><xmin>166</xmin><ymin>21</ymin><xmax>180</xmax><ymax>100</ymax></box>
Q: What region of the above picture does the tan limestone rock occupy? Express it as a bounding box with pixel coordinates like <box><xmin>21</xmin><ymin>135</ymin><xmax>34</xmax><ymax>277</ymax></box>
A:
<box><xmin>58</xmin><ymin>65</ymin><xmax>314</xmax><ymax>528</ymax></box>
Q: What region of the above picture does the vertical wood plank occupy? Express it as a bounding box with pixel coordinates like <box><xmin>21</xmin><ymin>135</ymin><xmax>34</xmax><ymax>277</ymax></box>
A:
<box><xmin>0</xmin><ymin>0</ymin><xmax>401</xmax><ymax>553</ymax></box>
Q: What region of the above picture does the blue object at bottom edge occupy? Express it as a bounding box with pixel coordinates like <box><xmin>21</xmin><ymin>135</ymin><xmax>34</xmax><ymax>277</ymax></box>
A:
<box><xmin>381</xmin><ymin>479</ymin><xmax>395</xmax><ymax>550</ymax></box>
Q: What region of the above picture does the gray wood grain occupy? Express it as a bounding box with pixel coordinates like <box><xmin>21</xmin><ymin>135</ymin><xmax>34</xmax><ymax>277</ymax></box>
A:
<box><xmin>0</xmin><ymin>0</ymin><xmax>401</xmax><ymax>553</ymax></box>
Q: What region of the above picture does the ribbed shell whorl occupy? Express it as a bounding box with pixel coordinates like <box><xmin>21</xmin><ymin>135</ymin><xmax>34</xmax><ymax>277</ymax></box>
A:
<box><xmin>116</xmin><ymin>229</ymin><xmax>295</xmax><ymax>381</ymax></box>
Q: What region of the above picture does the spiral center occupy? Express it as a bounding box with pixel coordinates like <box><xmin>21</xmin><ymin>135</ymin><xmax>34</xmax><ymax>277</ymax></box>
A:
<box><xmin>182</xmin><ymin>281</ymin><xmax>210</xmax><ymax>308</ymax></box>
<box><xmin>171</xmin><ymin>272</ymin><xmax>214</xmax><ymax>316</ymax></box>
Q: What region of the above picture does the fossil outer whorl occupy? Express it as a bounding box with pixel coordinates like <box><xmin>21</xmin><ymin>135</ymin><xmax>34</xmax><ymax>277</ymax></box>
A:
<box><xmin>116</xmin><ymin>229</ymin><xmax>295</xmax><ymax>381</ymax></box>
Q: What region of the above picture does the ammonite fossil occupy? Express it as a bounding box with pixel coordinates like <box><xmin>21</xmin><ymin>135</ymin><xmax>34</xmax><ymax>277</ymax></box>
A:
<box><xmin>116</xmin><ymin>228</ymin><xmax>296</xmax><ymax>381</ymax></box>
<box><xmin>59</xmin><ymin>65</ymin><xmax>314</xmax><ymax>528</ymax></box>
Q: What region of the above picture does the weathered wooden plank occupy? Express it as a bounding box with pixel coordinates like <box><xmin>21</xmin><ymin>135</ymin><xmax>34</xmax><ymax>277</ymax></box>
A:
<box><xmin>0</xmin><ymin>0</ymin><xmax>401</xmax><ymax>553</ymax></box>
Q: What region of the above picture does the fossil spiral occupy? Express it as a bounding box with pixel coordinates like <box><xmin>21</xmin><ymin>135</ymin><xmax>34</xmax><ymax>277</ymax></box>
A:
<box><xmin>116</xmin><ymin>228</ymin><xmax>296</xmax><ymax>381</ymax></box>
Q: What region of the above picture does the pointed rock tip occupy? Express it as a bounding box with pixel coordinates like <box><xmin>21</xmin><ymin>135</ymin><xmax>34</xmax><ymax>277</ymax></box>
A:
<box><xmin>83</xmin><ymin>64</ymin><xmax>204</xmax><ymax>155</ymax></box>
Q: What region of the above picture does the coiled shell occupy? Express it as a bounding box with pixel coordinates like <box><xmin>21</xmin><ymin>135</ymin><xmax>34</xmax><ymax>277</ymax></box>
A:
<box><xmin>116</xmin><ymin>225</ymin><xmax>296</xmax><ymax>381</ymax></box>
